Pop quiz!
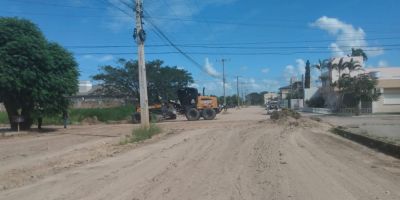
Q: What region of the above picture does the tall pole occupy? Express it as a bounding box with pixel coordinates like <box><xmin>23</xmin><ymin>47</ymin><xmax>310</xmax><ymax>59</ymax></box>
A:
<box><xmin>236</xmin><ymin>76</ymin><xmax>240</xmax><ymax>108</ymax></box>
<box><xmin>218</xmin><ymin>59</ymin><xmax>228</xmax><ymax>106</ymax></box>
<box><xmin>135</xmin><ymin>0</ymin><xmax>149</xmax><ymax>128</ymax></box>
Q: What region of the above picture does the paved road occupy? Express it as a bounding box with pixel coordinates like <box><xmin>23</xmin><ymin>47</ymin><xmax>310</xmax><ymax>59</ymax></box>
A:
<box><xmin>1</xmin><ymin>107</ymin><xmax>399</xmax><ymax>200</ymax></box>
<box><xmin>308</xmin><ymin>113</ymin><xmax>400</xmax><ymax>140</ymax></box>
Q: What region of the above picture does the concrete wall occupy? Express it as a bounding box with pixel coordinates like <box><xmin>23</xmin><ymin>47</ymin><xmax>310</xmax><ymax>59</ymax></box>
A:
<box><xmin>69</xmin><ymin>96</ymin><xmax>127</xmax><ymax>109</ymax></box>
<box><xmin>290</xmin><ymin>99</ymin><xmax>304</xmax><ymax>110</ymax></box>
<box><xmin>304</xmin><ymin>87</ymin><xmax>319</xmax><ymax>102</ymax></box>
<box><xmin>373</xmin><ymin>88</ymin><xmax>400</xmax><ymax>113</ymax></box>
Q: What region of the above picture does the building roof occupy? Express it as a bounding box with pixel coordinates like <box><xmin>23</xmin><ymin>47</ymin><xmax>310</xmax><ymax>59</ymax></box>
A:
<box><xmin>279</xmin><ymin>85</ymin><xmax>291</xmax><ymax>90</ymax></box>
<box><xmin>365</xmin><ymin>67</ymin><xmax>400</xmax><ymax>80</ymax></box>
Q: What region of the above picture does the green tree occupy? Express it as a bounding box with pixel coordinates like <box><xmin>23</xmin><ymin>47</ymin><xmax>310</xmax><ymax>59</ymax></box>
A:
<box><xmin>339</xmin><ymin>74</ymin><xmax>380</xmax><ymax>108</ymax></box>
<box><xmin>305</xmin><ymin>60</ymin><xmax>311</xmax><ymax>88</ymax></box>
<box><xmin>246</xmin><ymin>92</ymin><xmax>265</xmax><ymax>105</ymax></box>
<box><xmin>92</xmin><ymin>59</ymin><xmax>194</xmax><ymax>104</ymax></box>
<box><xmin>351</xmin><ymin>48</ymin><xmax>368</xmax><ymax>61</ymax></box>
<box><xmin>331</xmin><ymin>58</ymin><xmax>362</xmax><ymax>108</ymax></box>
<box><xmin>0</xmin><ymin>17</ymin><xmax>79</xmax><ymax>130</ymax></box>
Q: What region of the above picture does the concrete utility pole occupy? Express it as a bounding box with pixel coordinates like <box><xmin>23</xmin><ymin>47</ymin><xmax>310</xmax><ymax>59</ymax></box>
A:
<box><xmin>218</xmin><ymin>59</ymin><xmax>228</xmax><ymax>106</ymax></box>
<box><xmin>236</xmin><ymin>76</ymin><xmax>240</xmax><ymax>108</ymax></box>
<box><xmin>135</xmin><ymin>0</ymin><xmax>149</xmax><ymax>128</ymax></box>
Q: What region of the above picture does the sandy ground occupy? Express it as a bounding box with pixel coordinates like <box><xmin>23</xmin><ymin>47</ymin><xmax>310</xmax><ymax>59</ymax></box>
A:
<box><xmin>0</xmin><ymin>107</ymin><xmax>400</xmax><ymax>200</ymax></box>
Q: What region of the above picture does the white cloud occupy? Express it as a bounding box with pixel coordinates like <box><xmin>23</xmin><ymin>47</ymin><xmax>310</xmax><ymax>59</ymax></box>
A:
<box><xmin>284</xmin><ymin>65</ymin><xmax>295</xmax><ymax>81</ymax></box>
<box><xmin>82</xmin><ymin>54</ymin><xmax>94</xmax><ymax>59</ymax></box>
<box><xmin>240</xmin><ymin>78</ymin><xmax>263</xmax><ymax>93</ymax></box>
<box><xmin>378</xmin><ymin>60</ymin><xmax>388</xmax><ymax>67</ymax></box>
<box><xmin>73</xmin><ymin>0</ymin><xmax>238</xmax><ymax>33</ymax></box>
<box><xmin>262</xmin><ymin>79</ymin><xmax>280</xmax><ymax>92</ymax></box>
<box><xmin>99</xmin><ymin>55</ymin><xmax>114</xmax><ymax>62</ymax></box>
<box><xmin>311</xmin><ymin>16</ymin><xmax>384</xmax><ymax>57</ymax></box>
<box><xmin>296</xmin><ymin>59</ymin><xmax>306</xmax><ymax>75</ymax></box>
<box><xmin>261</xmin><ymin>68</ymin><xmax>270</xmax><ymax>74</ymax></box>
<box><xmin>203</xmin><ymin>58</ymin><xmax>220</xmax><ymax>78</ymax></box>
<box><xmin>282</xmin><ymin>59</ymin><xmax>308</xmax><ymax>82</ymax></box>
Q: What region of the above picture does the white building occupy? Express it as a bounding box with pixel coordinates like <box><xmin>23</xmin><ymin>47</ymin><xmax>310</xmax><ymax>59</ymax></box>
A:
<box><xmin>319</xmin><ymin>56</ymin><xmax>365</xmax><ymax>109</ymax></box>
<box><xmin>264</xmin><ymin>92</ymin><xmax>278</xmax><ymax>105</ymax></box>
<box><xmin>78</xmin><ymin>80</ymin><xmax>93</xmax><ymax>95</ymax></box>
<box><xmin>365</xmin><ymin>68</ymin><xmax>400</xmax><ymax>113</ymax></box>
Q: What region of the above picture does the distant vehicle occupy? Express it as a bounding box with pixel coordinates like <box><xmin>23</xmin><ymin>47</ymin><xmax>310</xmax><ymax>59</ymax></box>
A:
<box><xmin>266</xmin><ymin>101</ymin><xmax>280</xmax><ymax>114</ymax></box>
<box><xmin>132</xmin><ymin>87</ymin><xmax>220</xmax><ymax>123</ymax></box>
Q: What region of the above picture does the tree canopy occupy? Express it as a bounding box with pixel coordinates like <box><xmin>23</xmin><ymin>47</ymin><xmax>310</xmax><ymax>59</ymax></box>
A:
<box><xmin>305</xmin><ymin>60</ymin><xmax>311</xmax><ymax>88</ymax></box>
<box><xmin>339</xmin><ymin>74</ymin><xmax>380</xmax><ymax>107</ymax></box>
<box><xmin>0</xmin><ymin>17</ymin><xmax>79</xmax><ymax>130</ymax></box>
<box><xmin>92</xmin><ymin>59</ymin><xmax>194</xmax><ymax>104</ymax></box>
<box><xmin>351</xmin><ymin>48</ymin><xmax>368</xmax><ymax>61</ymax></box>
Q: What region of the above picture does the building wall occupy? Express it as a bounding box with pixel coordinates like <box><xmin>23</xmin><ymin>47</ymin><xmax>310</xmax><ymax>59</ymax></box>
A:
<box><xmin>264</xmin><ymin>93</ymin><xmax>278</xmax><ymax>104</ymax></box>
<box><xmin>69</xmin><ymin>96</ymin><xmax>127</xmax><ymax>109</ymax></box>
<box><xmin>373</xmin><ymin>88</ymin><xmax>400</xmax><ymax>113</ymax></box>
<box><xmin>304</xmin><ymin>87</ymin><xmax>319</xmax><ymax>101</ymax></box>
<box><xmin>280</xmin><ymin>89</ymin><xmax>290</xmax><ymax>99</ymax></box>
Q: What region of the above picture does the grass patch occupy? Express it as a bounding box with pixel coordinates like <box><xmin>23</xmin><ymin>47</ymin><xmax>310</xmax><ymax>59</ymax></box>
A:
<box><xmin>0</xmin><ymin>112</ymin><xmax>8</xmax><ymax>124</ymax></box>
<box><xmin>69</xmin><ymin>105</ymin><xmax>134</xmax><ymax>123</ymax></box>
<box><xmin>120</xmin><ymin>124</ymin><xmax>162</xmax><ymax>144</ymax></box>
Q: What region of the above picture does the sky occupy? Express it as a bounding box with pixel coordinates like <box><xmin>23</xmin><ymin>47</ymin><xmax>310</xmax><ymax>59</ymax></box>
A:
<box><xmin>1</xmin><ymin>0</ymin><xmax>400</xmax><ymax>96</ymax></box>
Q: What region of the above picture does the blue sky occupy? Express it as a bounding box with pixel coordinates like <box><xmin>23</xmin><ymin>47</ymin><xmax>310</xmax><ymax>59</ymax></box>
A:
<box><xmin>1</xmin><ymin>0</ymin><xmax>400</xmax><ymax>96</ymax></box>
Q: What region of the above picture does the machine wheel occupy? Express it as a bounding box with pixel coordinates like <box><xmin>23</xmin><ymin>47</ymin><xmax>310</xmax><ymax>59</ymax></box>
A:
<box><xmin>202</xmin><ymin>108</ymin><xmax>216</xmax><ymax>120</ymax></box>
<box><xmin>132</xmin><ymin>112</ymin><xmax>141</xmax><ymax>123</ymax></box>
<box><xmin>186</xmin><ymin>108</ymin><xmax>200</xmax><ymax>121</ymax></box>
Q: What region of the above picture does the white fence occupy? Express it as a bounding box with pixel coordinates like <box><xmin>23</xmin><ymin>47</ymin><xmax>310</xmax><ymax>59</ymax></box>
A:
<box><xmin>302</xmin><ymin>107</ymin><xmax>332</xmax><ymax>114</ymax></box>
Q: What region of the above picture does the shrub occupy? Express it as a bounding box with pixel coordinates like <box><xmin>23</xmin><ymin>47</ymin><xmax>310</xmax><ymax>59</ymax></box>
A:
<box><xmin>270</xmin><ymin>108</ymin><xmax>301</xmax><ymax>120</ymax></box>
<box><xmin>0</xmin><ymin>112</ymin><xmax>8</xmax><ymax>124</ymax></box>
<box><xmin>306</xmin><ymin>96</ymin><xmax>325</xmax><ymax>108</ymax></box>
<box><xmin>121</xmin><ymin>124</ymin><xmax>162</xmax><ymax>144</ymax></box>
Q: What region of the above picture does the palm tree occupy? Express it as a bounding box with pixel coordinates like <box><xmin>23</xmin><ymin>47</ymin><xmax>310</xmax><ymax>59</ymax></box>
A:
<box><xmin>314</xmin><ymin>59</ymin><xmax>333</xmax><ymax>85</ymax></box>
<box><xmin>332</xmin><ymin>58</ymin><xmax>363</xmax><ymax>109</ymax></box>
<box><xmin>351</xmin><ymin>48</ymin><xmax>368</xmax><ymax>62</ymax></box>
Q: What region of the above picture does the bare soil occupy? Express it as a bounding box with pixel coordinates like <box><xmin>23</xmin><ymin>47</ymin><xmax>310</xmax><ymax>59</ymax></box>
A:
<box><xmin>0</xmin><ymin>107</ymin><xmax>399</xmax><ymax>200</ymax></box>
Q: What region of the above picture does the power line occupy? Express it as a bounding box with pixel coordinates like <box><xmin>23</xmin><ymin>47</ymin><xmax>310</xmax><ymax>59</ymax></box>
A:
<box><xmin>65</xmin><ymin>43</ymin><xmax>400</xmax><ymax>50</ymax></box>
<box><xmin>143</xmin><ymin>16</ymin><xmax>400</xmax><ymax>33</ymax></box>
<box><xmin>64</xmin><ymin>36</ymin><xmax>400</xmax><ymax>48</ymax></box>
<box><xmin>72</xmin><ymin>47</ymin><xmax>400</xmax><ymax>56</ymax></box>
<box><xmin>1</xmin><ymin>9</ymin><xmax>399</xmax><ymax>34</ymax></box>
<box><xmin>100</xmin><ymin>0</ymin><xmax>134</xmax><ymax>18</ymax></box>
<box><xmin>142</xmin><ymin>10</ymin><xmax>210</xmax><ymax>76</ymax></box>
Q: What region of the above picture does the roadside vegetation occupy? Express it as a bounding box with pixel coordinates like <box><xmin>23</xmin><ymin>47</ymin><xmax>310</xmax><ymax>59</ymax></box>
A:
<box><xmin>0</xmin><ymin>17</ymin><xmax>79</xmax><ymax>130</ymax></box>
<box><xmin>0</xmin><ymin>105</ymin><xmax>135</xmax><ymax>126</ymax></box>
<box><xmin>120</xmin><ymin>124</ymin><xmax>162</xmax><ymax>144</ymax></box>
<box><xmin>270</xmin><ymin>108</ymin><xmax>301</xmax><ymax>120</ymax></box>
<box><xmin>0</xmin><ymin>112</ymin><xmax>8</xmax><ymax>124</ymax></box>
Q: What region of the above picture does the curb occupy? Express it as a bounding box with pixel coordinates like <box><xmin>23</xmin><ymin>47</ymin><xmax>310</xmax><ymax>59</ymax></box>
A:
<box><xmin>331</xmin><ymin>128</ymin><xmax>400</xmax><ymax>159</ymax></box>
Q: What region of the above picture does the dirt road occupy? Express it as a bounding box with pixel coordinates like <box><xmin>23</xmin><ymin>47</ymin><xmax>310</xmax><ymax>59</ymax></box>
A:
<box><xmin>1</xmin><ymin>107</ymin><xmax>399</xmax><ymax>200</ymax></box>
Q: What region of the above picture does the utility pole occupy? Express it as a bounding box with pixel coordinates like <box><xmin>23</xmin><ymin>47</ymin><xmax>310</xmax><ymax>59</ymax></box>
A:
<box><xmin>134</xmin><ymin>0</ymin><xmax>149</xmax><ymax>128</ymax></box>
<box><xmin>236</xmin><ymin>76</ymin><xmax>240</xmax><ymax>108</ymax></box>
<box><xmin>218</xmin><ymin>59</ymin><xmax>228</xmax><ymax>106</ymax></box>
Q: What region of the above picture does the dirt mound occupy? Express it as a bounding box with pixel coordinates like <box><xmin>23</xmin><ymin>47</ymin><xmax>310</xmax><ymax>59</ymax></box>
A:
<box><xmin>270</xmin><ymin>108</ymin><xmax>301</xmax><ymax>121</ymax></box>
